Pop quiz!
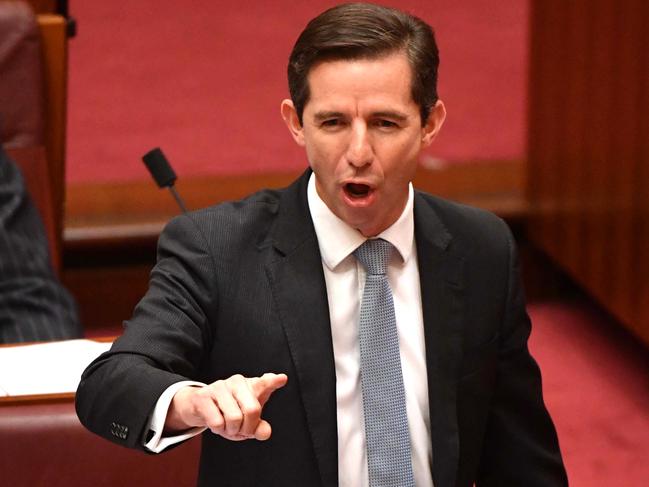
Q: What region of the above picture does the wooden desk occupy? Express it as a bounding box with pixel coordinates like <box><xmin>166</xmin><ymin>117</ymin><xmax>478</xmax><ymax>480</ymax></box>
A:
<box><xmin>0</xmin><ymin>338</ymin><xmax>199</xmax><ymax>485</ymax></box>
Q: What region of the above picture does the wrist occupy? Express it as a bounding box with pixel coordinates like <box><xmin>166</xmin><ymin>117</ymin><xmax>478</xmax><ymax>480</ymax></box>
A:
<box><xmin>164</xmin><ymin>385</ymin><xmax>201</xmax><ymax>433</ymax></box>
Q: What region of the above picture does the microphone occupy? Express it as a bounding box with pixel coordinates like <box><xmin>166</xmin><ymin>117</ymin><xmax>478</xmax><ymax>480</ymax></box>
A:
<box><xmin>142</xmin><ymin>147</ymin><xmax>188</xmax><ymax>214</ymax></box>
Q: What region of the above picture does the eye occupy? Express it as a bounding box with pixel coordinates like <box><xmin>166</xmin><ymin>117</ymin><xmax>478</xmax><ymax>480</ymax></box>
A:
<box><xmin>319</xmin><ymin>118</ymin><xmax>348</xmax><ymax>131</ymax></box>
<box><xmin>321</xmin><ymin>119</ymin><xmax>340</xmax><ymax>127</ymax></box>
<box><xmin>373</xmin><ymin>119</ymin><xmax>399</xmax><ymax>129</ymax></box>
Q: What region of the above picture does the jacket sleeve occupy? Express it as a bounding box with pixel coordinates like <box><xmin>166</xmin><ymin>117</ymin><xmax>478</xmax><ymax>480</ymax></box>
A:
<box><xmin>75</xmin><ymin>213</ymin><xmax>218</xmax><ymax>451</ymax></box>
<box><xmin>477</xmin><ymin>224</ymin><xmax>568</xmax><ymax>486</ymax></box>
<box><xmin>0</xmin><ymin>147</ymin><xmax>81</xmax><ymax>343</ymax></box>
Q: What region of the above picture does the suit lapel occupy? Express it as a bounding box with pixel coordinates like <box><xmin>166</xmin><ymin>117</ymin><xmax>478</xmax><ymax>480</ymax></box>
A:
<box><xmin>263</xmin><ymin>180</ymin><xmax>465</xmax><ymax>487</ymax></box>
<box><xmin>265</xmin><ymin>171</ymin><xmax>338</xmax><ymax>487</ymax></box>
<box><xmin>414</xmin><ymin>193</ymin><xmax>464</xmax><ymax>487</ymax></box>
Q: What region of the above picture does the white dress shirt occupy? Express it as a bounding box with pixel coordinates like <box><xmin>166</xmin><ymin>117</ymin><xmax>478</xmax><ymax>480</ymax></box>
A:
<box><xmin>307</xmin><ymin>174</ymin><xmax>432</xmax><ymax>487</ymax></box>
<box><xmin>145</xmin><ymin>174</ymin><xmax>433</xmax><ymax>487</ymax></box>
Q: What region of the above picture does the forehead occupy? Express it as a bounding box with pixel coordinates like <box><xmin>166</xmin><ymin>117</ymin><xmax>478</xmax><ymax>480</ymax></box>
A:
<box><xmin>304</xmin><ymin>52</ymin><xmax>416</xmax><ymax>112</ymax></box>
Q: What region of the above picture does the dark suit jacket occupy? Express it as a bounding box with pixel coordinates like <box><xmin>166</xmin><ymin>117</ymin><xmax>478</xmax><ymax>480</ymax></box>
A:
<box><xmin>76</xmin><ymin>169</ymin><xmax>567</xmax><ymax>487</ymax></box>
<box><xmin>0</xmin><ymin>146</ymin><xmax>80</xmax><ymax>343</ymax></box>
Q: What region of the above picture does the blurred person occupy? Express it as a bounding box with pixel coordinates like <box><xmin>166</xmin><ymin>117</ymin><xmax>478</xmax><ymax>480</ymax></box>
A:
<box><xmin>0</xmin><ymin>145</ymin><xmax>81</xmax><ymax>343</ymax></box>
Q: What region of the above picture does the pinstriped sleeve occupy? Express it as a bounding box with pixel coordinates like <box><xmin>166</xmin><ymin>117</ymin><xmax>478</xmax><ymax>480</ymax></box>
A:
<box><xmin>0</xmin><ymin>147</ymin><xmax>81</xmax><ymax>343</ymax></box>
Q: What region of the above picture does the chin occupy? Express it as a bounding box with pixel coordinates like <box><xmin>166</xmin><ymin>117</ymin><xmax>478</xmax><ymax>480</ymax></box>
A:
<box><xmin>344</xmin><ymin>216</ymin><xmax>378</xmax><ymax>237</ymax></box>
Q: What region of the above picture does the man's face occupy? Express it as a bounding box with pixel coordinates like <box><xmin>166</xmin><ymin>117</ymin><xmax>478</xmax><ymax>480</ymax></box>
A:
<box><xmin>282</xmin><ymin>51</ymin><xmax>445</xmax><ymax>237</ymax></box>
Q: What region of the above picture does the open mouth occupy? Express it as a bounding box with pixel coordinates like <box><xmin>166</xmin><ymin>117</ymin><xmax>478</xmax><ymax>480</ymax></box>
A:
<box><xmin>344</xmin><ymin>183</ymin><xmax>371</xmax><ymax>199</ymax></box>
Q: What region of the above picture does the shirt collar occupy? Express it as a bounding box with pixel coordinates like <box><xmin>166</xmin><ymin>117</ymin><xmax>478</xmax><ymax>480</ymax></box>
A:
<box><xmin>307</xmin><ymin>172</ymin><xmax>415</xmax><ymax>271</ymax></box>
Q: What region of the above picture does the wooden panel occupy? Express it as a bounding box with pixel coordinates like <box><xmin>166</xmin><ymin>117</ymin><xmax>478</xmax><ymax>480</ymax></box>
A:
<box><xmin>37</xmin><ymin>14</ymin><xmax>68</xmax><ymax>258</ymax></box>
<box><xmin>580</xmin><ymin>0</ymin><xmax>613</xmax><ymax>302</ymax></box>
<box><xmin>527</xmin><ymin>0</ymin><xmax>649</xmax><ymax>345</ymax></box>
<box><xmin>632</xmin><ymin>10</ymin><xmax>649</xmax><ymax>338</ymax></box>
<box><xmin>6</xmin><ymin>146</ymin><xmax>60</xmax><ymax>271</ymax></box>
<box><xmin>25</xmin><ymin>1</ymin><xmax>57</xmax><ymax>14</ymax></box>
<box><xmin>527</xmin><ymin>0</ymin><xmax>565</xmax><ymax>251</ymax></box>
<box><xmin>61</xmin><ymin>265</ymin><xmax>152</xmax><ymax>333</ymax></box>
<box><xmin>64</xmin><ymin>160</ymin><xmax>526</xmax><ymax>247</ymax></box>
<box><xmin>62</xmin><ymin>160</ymin><xmax>527</xmax><ymax>332</ymax></box>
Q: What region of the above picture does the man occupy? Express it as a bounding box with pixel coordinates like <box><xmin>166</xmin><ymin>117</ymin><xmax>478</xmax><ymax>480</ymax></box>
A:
<box><xmin>0</xmin><ymin>145</ymin><xmax>81</xmax><ymax>343</ymax></box>
<box><xmin>76</xmin><ymin>4</ymin><xmax>568</xmax><ymax>486</ymax></box>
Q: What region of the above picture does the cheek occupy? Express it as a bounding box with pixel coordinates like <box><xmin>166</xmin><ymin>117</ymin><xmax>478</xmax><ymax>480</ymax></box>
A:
<box><xmin>306</xmin><ymin>140</ymin><xmax>344</xmax><ymax>176</ymax></box>
<box><xmin>398</xmin><ymin>133</ymin><xmax>423</xmax><ymax>157</ymax></box>
<box><xmin>383</xmin><ymin>139</ymin><xmax>421</xmax><ymax>178</ymax></box>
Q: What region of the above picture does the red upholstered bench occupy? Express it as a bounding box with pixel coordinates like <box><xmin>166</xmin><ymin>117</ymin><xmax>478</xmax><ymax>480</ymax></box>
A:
<box><xmin>0</xmin><ymin>399</ymin><xmax>200</xmax><ymax>486</ymax></box>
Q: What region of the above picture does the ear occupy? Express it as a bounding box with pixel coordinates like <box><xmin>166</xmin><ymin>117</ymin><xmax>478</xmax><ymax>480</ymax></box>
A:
<box><xmin>421</xmin><ymin>100</ymin><xmax>446</xmax><ymax>148</ymax></box>
<box><xmin>280</xmin><ymin>99</ymin><xmax>305</xmax><ymax>147</ymax></box>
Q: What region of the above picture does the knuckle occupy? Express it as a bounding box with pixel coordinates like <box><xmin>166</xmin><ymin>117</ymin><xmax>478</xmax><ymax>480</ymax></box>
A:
<box><xmin>223</xmin><ymin>374</ymin><xmax>245</xmax><ymax>392</ymax></box>
<box><xmin>206</xmin><ymin>381</ymin><xmax>225</xmax><ymax>396</ymax></box>
<box><xmin>188</xmin><ymin>394</ymin><xmax>207</xmax><ymax>410</ymax></box>
<box><xmin>227</xmin><ymin>374</ymin><xmax>244</xmax><ymax>384</ymax></box>
<box><xmin>241</xmin><ymin>403</ymin><xmax>261</xmax><ymax>417</ymax></box>
<box><xmin>224</xmin><ymin>410</ymin><xmax>243</xmax><ymax>424</ymax></box>
<box><xmin>228</xmin><ymin>374</ymin><xmax>246</xmax><ymax>389</ymax></box>
<box><xmin>206</xmin><ymin>417</ymin><xmax>224</xmax><ymax>433</ymax></box>
<box><xmin>194</xmin><ymin>386</ymin><xmax>211</xmax><ymax>399</ymax></box>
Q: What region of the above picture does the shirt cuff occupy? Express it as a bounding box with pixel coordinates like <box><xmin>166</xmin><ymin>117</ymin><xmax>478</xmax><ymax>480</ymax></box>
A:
<box><xmin>143</xmin><ymin>380</ymin><xmax>207</xmax><ymax>453</ymax></box>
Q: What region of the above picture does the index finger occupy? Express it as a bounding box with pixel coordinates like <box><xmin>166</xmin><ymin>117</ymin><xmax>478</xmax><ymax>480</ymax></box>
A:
<box><xmin>250</xmin><ymin>373</ymin><xmax>288</xmax><ymax>406</ymax></box>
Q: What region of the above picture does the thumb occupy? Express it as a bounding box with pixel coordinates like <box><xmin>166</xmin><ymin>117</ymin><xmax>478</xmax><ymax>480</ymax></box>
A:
<box><xmin>253</xmin><ymin>419</ymin><xmax>273</xmax><ymax>441</ymax></box>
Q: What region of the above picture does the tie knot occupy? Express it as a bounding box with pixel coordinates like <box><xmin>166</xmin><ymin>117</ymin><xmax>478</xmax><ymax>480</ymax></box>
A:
<box><xmin>353</xmin><ymin>238</ymin><xmax>393</xmax><ymax>275</ymax></box>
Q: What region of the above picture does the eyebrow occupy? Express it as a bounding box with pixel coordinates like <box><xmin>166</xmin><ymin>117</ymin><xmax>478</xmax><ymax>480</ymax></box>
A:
<box><xmin>313</xmin><ymin>111</ymin><xmax>345</xmax><ymax>121</ymax></box>
<box><xmin>372</xmin><ymin>111</ymin><xmax>409</xmax><ymax>121</ymax></box>
<box><xmin>312</xmin><ymin>110</ymin><xmax>409</xmax><ymax>121</ymax></box>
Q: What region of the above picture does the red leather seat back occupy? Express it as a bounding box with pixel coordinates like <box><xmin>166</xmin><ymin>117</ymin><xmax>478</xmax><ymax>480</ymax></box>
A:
<box><xmin>0</xmin><ymin>401</ymin><xmax>200</xmax><ymax>486</ymax></box>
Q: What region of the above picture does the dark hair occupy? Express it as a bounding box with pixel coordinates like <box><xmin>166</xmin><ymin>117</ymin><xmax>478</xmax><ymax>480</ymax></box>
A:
<box><xmin>287</xmin><ymin>2</ymin><xmax>439</xmax><ymax>125</ymax></box>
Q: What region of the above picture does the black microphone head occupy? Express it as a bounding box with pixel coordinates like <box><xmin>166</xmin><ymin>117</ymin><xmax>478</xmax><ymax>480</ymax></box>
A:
<box><xmin>142</xmin><ymin>147</ymin><xmax>177</xmax><ymax>188</ymax></box>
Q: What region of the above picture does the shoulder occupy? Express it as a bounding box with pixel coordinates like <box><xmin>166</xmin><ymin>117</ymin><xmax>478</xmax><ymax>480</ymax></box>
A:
<box><xmin>189</xmin><ymin>186</ymin><xmax>282</xmax><ymax>230</ymax></box>
<box><xmin>161</xmin><ymin>170</ymin><xmax>311</xmax><ymax>250</ymax></box>
<box><xmin>0</xmin><ymin>147</ymin><xmax>26</xmax><ymax>206</ymax></box>
<box><xmin>158</xmin><ymin>184</ymin><xmax>290</xmax><ymax>257</ymax></box>
<box><xmin>414</xmin><ymin>190</ymin><xmax>513</xmax><ymax>257</ymax></box>
<box><xmin>415</xmin><ymin>189</ymin><xmax>510</xmax><ymax>234</ymax></box>
<box><xmin>0</xmin><ymin>147</ymin><xmax>47</xmax><ymax>244</ymax></box>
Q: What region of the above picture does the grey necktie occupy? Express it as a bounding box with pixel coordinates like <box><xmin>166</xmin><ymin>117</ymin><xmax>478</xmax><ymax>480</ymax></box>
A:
<box><xmin>354</xmin><ymin>238</ymin><xmax>415</xmax><ymax>487</ymax></box>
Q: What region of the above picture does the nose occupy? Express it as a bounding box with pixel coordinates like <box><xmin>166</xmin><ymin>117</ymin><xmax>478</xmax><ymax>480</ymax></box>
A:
<box><xmin>345</xmin><ymin>121</ymin><xmax>373</xmax><ymax>167</ymax></box>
